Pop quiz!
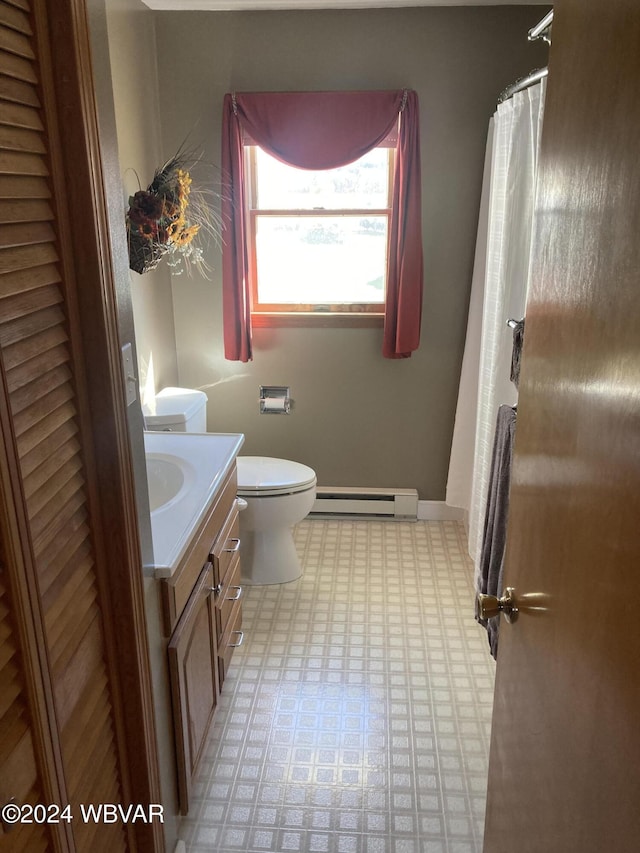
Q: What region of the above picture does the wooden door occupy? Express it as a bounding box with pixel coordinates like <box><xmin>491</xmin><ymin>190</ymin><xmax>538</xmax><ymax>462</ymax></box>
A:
<box><xmin>483</xmin><ymin>2</ymin><xmax>640</xmax><ymax>851</ymax></box>
<box><xmin>0</xmin><ymin>1</ymin><xmax>161</xmax><ymax>850</ymax></box>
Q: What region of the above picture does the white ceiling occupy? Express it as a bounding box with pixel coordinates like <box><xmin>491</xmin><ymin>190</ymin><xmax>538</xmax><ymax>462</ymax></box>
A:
<box><xmin>141</xmin><ymin>1</ymin><xmax>548</xmax><ymax>10</ymax></box>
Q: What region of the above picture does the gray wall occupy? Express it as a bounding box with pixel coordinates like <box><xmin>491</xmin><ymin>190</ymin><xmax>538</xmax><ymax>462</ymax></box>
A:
<box><xmin>152</xmin><ymin>6</ymin><xmax>548</xmax><ymax>500</ymax></box>
<box><xmin>106</xmin><ymin>0</ymin><xmax>179</xmax><ymax>401</ymax></box>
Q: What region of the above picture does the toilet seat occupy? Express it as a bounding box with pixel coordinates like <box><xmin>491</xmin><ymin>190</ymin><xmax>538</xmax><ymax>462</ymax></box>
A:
<box><xmin>237</xmin><ymin>456</ymin><xmax>316</xmax><ymax>498</ymax></box>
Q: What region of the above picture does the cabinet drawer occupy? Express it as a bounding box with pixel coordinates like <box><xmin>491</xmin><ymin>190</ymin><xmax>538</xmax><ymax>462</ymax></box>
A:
<box><xmin>215</xmin><ymin>556</ymin><xmax>242</xmax><ymax>642</ymax></box>
<box><xmin>218</xmin><ymin>602</ymin><xmax>243</xmax><ymax>687</ymax></box>
<box><xmin>210</xmin><ymin>503</ymin><xmax>240</xmax><ymax>590</ymax></box>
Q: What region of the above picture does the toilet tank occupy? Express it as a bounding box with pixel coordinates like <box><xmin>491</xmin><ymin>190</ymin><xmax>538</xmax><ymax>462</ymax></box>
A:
<box><xmin>143</xmin><ymin>387</ymin><xmax>208</xmax><ymax>432</ymax></box>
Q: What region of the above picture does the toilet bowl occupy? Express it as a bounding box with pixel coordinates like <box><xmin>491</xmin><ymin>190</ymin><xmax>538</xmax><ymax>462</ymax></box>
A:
<box><xmin>144</xmin><ymin>388</ymin><xmax>317</xmax><ymax>585</ymax></box>
<box><xmin>237</xmin><ymin>456</ymin><xmax>316</xmax><ymax>585</ymax></box>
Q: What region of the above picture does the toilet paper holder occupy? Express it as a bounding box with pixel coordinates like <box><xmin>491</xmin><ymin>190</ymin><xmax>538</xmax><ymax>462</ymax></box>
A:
<box><xmin>259</xmin><ymin>385</ymin><xmax>291</xmax><ymax>414</ymax></box>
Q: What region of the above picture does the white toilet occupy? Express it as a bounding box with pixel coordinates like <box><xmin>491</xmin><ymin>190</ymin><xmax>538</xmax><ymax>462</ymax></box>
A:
<box><xmin>143</xmin><ymin>387</ymin><xmax>317</xmax><ymax>584</ymax></box>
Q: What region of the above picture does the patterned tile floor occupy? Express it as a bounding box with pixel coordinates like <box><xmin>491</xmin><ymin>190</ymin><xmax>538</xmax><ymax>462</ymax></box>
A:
<box><xmin>180</xmin><ymin>520</ymin><xmax>495</xmax><ymax>853</ymax></box>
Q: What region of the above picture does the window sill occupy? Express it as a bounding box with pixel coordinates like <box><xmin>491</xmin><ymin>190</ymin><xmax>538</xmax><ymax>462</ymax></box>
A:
<box><xmin>251</xmin><ymin>312</ymin><xmax>384</xmax><ymax>328</ymax></box>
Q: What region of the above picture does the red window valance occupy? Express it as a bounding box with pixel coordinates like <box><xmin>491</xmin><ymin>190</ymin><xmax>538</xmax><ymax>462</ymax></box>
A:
<box><xmin>221</xmin><ymin>90</ymin><xmax>423</xmax><ymax>361</ymax></box>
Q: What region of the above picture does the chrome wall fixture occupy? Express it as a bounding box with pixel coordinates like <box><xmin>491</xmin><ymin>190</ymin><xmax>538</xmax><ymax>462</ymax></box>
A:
<box><xmin>528</xmin><ymin>10</ymin><xmax>554</xmax><ymax>45</ymax></box>
<box><xmin>259</xmin><ymin>385</ymin><xmax>291</xmax><ymax>414</ymax></box>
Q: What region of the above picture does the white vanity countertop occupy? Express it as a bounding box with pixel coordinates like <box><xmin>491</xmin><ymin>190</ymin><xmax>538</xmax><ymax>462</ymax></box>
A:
<box><xmin>143</xmin><ymin>431</ymin><xmax>244</xmax><ymax>578</ymax></box>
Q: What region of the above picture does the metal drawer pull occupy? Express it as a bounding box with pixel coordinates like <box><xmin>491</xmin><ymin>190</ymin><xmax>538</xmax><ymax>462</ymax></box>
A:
<box><xmin>227</xmin><ymin>585</ymin><xmax>242</xmax><ymax>602</ymax></box>
<box><xmin>209</xmin><ymin>583</ymin><xmax>222</xmax><ymax>596</ymax></box>
<box><xmin>224</xmin><ymin>538</ymin><xmax>241</xmax><ymax>553</ymax></box>
<box><xmin>229</xmin><ymin>630</ymin><xmax>244</xmax><ymax>647</ymax></box>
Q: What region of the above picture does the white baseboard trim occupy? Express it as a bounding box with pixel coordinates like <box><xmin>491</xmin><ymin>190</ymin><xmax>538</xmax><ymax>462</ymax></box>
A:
<box><xmin>174</xmin><ymin>842</ymin><xmax>186</xmax><ymax>853</ymax></box>
<box><xmin>417</xmin><ymin>501</ymin><xmax>465</xmax><ymax>521</ymax></box>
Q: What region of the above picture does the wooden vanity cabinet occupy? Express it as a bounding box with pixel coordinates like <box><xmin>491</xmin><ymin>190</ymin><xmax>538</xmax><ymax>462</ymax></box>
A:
<box><xmin>162</xmin><ymin>464</ymin><xmax>244</xmax><ymax>815</ymax></box>
<box><xmin>167</xmin><ymin>563</ymin><xmax>218</xmax><ymax>815</ymax></box>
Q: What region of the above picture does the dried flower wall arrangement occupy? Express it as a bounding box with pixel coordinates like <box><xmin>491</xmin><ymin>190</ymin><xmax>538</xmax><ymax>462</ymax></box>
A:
<box><xmin>126</xmin><ymin>150</ymin><xmax>222</xmax><ymax>277</ymax></box>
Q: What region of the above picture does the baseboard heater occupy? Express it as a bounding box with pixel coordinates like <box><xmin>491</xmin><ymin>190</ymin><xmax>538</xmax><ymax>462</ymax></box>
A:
<box><xmin>309</xmin><ymin>486</ymin><xmax>419</xmax><ymax>520</ymax></box>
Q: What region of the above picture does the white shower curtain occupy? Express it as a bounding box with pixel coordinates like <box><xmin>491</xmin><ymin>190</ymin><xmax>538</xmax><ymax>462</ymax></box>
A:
<box><xmin>447</xmin><ymin>81</ymin><xmax>546</xmax><ymax>580</ymax></box>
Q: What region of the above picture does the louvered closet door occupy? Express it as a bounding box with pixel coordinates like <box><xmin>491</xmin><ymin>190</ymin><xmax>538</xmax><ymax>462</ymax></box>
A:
<box><xmin>0</xmin><ymin>551</ymin><xmax>50</xmax><ymax>852</ymax></box>
<box><xmin>0</xmin><ymin>1</ymin><xmax>127</xmax><ymax>850</ymax></box>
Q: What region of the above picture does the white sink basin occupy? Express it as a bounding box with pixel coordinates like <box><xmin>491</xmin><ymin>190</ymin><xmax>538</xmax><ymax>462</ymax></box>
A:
<box><xmin>143</xmin><ymin>431</ymin><xmax>244</xmax><ymax>577</ymax></box>
<box><xmin>146</xmin><ymin>453</ymin><xmax>189</xmax><ymax>512</ymax></box>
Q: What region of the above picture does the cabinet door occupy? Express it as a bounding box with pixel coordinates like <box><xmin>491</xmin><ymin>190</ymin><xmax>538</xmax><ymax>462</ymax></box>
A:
<box><xmin>168</xmin><ymin>563</ymin><xmax>219</xmax><ymax>815</ymax></box>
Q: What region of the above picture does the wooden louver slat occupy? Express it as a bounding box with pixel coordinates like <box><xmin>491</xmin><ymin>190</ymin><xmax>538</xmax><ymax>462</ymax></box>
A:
<box><xmin>0</xmin><ymin>241</ymin><xmax>58</xmax><ymax>274</ymax></box>
<box><xmin>0</xmin><ymin>2</ymin><xmax>32</xmax><ymax>37</ymax></box>
<box><xmin>0</xmin><ymin>99</ymin><xmax>43</xmax><ymax>131</ymax></box>
<box><xmin>0</xmin><ymin>24</ymin><xmax>34</xmax><ymax>60</ymax></box>
<box><xmin>0</xmin><ymin>124</ymin><xmax>45</xmax><ymax>153</ymax></box>
<box><xmin>0</xmin><ymin>263</ymin><xmax>61</xmax><ymax>301</ymax></box>
<box><xmin>0</xmin><ymin>174</ymin><xmax>49</xmax><ymax>198</ymax></box>
<box><xmin>0</xmin><ymin>47</ymin><xmax>36</xmax><ymax>83</ymax></box>
<box><xmin>0</xmin><ymin>148</ymin><xmax>48</xmax><ymax>175</ymax></box>
<box><xmin>0</xmin><ymin>282</ymin><xmax>62</xmax><ymax>322</ymax></box>
<box><xmin>0</xmin><ymin>74</ymin><xmax>39</xmax><ymax>106</ymax></box>
<box><xmin>0</xmin><ymin>219</ymin><xmax>55</xmax><ymax>247</ymax></box>
<box><xmin>6</xmin><ymin>345</ymin><xmax>69</xmax><ymax>399</ymax></box>
<box><xmin>2</xmin><ymin>1</ymin><xmax>31</xmax><ymax>15</ymax></box>
<box><xmin>1</xmin><ymin>322</ymin><xmax>67</xmax><ymax>371</ymax></box>
<box><xmin>0</xmin><ymin>304</ymin><xmax>67</xmax><ymax>349</ymax></box>
<box><xmin>0</xmin><ymin>198</ymin><xmax>52</xmax><ymax>223</ymax></box>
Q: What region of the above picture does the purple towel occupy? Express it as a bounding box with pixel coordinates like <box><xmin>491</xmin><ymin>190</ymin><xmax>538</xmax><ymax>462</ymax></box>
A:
<box><xmin>477</xmin><ymin>404</ymin><xmax>517</xmax><ymax>659</ymax></box>
<box><xmin>510</xmin><ymin>319</ymin><xmax>525</xmax><ymax>389</ymax></box>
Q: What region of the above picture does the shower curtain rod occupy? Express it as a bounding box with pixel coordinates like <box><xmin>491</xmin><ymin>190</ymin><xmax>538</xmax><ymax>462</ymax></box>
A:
<box><xmin>498</xmin><ymin>67</ymin><xmax>548</xmax><ymax>104</ymax></box>
<box><xmin>528</xmin><ymin>9</ymin><xmax>554</xmax><ymax>44</ymax></box>
<box><xmin>498</xmin><ymin>10</ymin><xmax>553</xmax><ymax>104</ymax></box>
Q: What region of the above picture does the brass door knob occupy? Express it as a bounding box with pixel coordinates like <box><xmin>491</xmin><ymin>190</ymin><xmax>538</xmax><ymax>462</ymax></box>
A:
<box><xmin>476</xmin><ymin>587</ymin><xmax>518</xmax><ymax>624</ymax></box>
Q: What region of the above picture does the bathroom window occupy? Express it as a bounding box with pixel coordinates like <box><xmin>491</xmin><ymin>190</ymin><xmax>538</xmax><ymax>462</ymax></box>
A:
<box><xmin>245</xmin><ymin>144</ymin><xmax>394</xmax><ymax>323</ymax></box>
<box><xmin>222</xmin><ymin>90</ymin><xmax>423</xmax><ymax>361</ymax></box>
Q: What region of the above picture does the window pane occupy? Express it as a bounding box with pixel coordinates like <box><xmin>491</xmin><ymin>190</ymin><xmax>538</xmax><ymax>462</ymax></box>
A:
<box><xmin>255</xmin><ymin>215</ymin><xmax>387</xmax><ymax>305</ymax></box>
<box><xmin>254</xmin><ymin>147</ymin><xmax>390</xmax><ymax>210</ymax></box>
